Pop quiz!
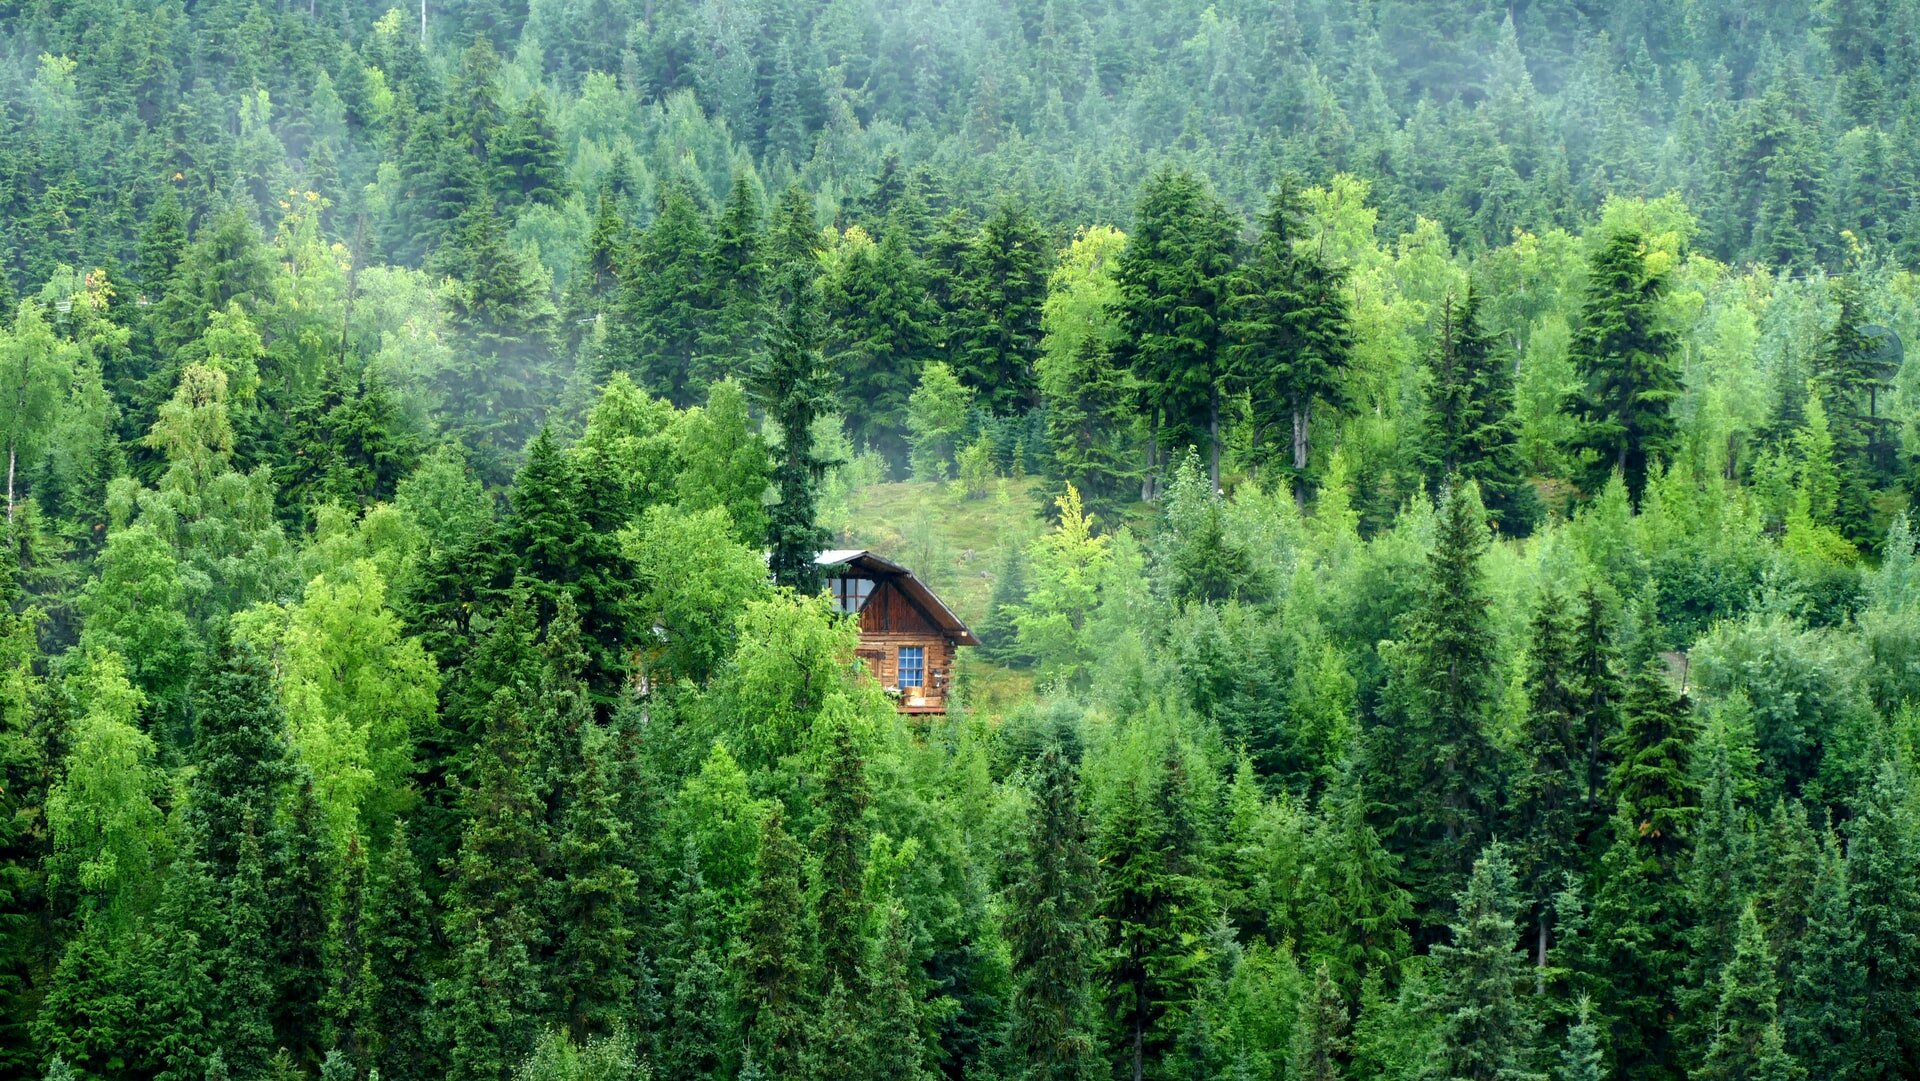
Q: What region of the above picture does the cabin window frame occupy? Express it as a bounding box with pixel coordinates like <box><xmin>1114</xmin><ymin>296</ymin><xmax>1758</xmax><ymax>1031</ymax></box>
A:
<box><xmin>829</xmin><ymin>576</ymin><xmax>874</xmax><ymax>614</ymax></box>
<box><xmin>897</xmin><ymin>645</ymin><xmax>925</xmax><ymax>688</ymax></box>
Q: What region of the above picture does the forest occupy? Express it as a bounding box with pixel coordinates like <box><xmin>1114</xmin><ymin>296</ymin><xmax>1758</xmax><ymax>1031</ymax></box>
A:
<box><xmin>2</xmin><ymin>1</ymin><xmax>1920</xmax><ymax>1080</ymax></box>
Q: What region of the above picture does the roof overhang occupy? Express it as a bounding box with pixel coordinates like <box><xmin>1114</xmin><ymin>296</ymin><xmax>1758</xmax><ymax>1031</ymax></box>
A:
<box><xmin>816</xmin><ymin>550</ymin><xmax>976</xmax><ymax>644</ymax></box>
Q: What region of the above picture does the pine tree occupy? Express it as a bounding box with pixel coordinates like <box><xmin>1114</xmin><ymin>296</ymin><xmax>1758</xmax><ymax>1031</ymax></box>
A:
<box><xmin>1427</xmin><ymin>844</ymin><xmax>1545</xmax><ymax>1081</ymax></box>
<box><xmin>1228</xmin><ymin>181</ymin><xmax>1353</xmax><ymax>506</ymax></box>
<box><xmin>1696</xmin><ymin>905</ymin><xmax>1802</xmax><ymax>1081</ymax></box>
<box><xmin>1417</xmin><ymin>286</ymin><xmax>1539</xmax><ymax>533</ymax></box>
<box><xmin>951</xmin><ymin>200</ymin><xmax>1052</xmax><ymax>414</ymax></box>
<box><xmin>738</xmin><ymin>808</ymin><xmax>810</xmax><ymax>1079</ymax></box>
<box><xmin>812</xmin><ymin>712</ymin><xmax>871</xmax><ymax>992</ymax></box>
<box><xmin>1367</xmin><ymin>483</ymin><xmax>1503</xmax><ymax>914</ymax></box>
<box><xmin>1112</xmin><ymin>167</ymin><xmax>1240</xmax><ymax>491</ymax></box>
<box><xmin>751</xmin><ymin>256</ymin><xmax>833</xmax><ymax>593</ymax></box>
<box><xmin>1289</xmin><ymin>963</ymin><xmax>1349</xmax><ymax>1081</ymax></box>
<box><xmin>1556</xmin><ymin>998</ymin><xmax>1605</xmax><ymax>1081</ymax></box>
<box><xmin>1569</xmin><ymin>231</ymin><xmax>1681</xmax><ymax>505</ymax></box>
<box><xmin>1846</xmin><ymin>759</ymin><xmax>1920</xmax><ymax>1077</ymax></box>
<box><xmin>1007</xmin><ymin>746</ymin><xmax>1100</xmax><ymax>1081</ymax></box>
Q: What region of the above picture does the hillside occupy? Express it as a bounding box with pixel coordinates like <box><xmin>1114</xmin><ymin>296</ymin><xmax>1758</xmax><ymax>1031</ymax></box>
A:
<box><xmin>4</xmin><ymin>5</ymin><xmax>1920</xmax><ymax>1081</ymax></box>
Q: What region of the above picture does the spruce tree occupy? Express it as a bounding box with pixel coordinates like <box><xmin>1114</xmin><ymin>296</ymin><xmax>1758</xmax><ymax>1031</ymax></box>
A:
<box><xmin>812</xmin><ymin>712</ymin><xmax>871</xmax><ymax>992</ymax></box>
<box><xmin>1696</xmin><ymin>905</ymin><xmax>1801</xmax><ymax>1081</ymax></box>
<box><xmin>1289</xmin><ymin>963</ymin><xmax>1349</xmax><ymax>1081</ymax></box>
<box><xmin>608</xmin><ymin>184</ymin><xmax>719</xmax><ymax>406</ymax></box>
<box><xmin>751</xmin><ymin>257</ymin><xmax>833</xmax><ymax>594</ymax></box>
<box><xmin>1781</xmin><ymin>830</ymin><xmax>1861</xmax><ymax>1081</ymax></box>
<box><xmin>214</xmin><ymin>816</ymin><xmax>278</xmax><ymax>1079</ymax></box>
<box><xmin>436</xmin><ymin>691</ymin><xmax>549</xmax><ymax>1081</ymax></box>
<box><xmin>186</xmin><ymin>636</ymin><xmax>293</xmax><ymax>879</ymax></box>
<box><xmin>1095</xmin><ymin>745</ymin><xmax>1216</xmax><ymax>1081</ymax></box>
<box><xmin>1367</xmin><ymin>483</ymin><xmax>1502</xmax><ymax>914</ymax></box>
<box><xmin>551</xmin><ymin>720</ymin><xmax>639</xmax><ymax>1042</ymax></box>
<box><xmin>1846</xmin><ymin>759</ymin><xmax>1920</xmax><ymax>1078</ymax></box>
<box><xmin>1007</xmin><ymin>746</ymin><xmax>1100</xmax><ymax>1081</ymax></box>
<box><xmin>273</xmin><ymin>774</ymin><xmax>334</xmax><ymax>1067</ymax></box>
<box><xmin>738</xmin><ymin>808</ymin><xmax>810</xmax><ymax>1079</ymax></box>
<box><xmin>1417</xmin><ymin>286</ymin><xmax>1539</xmax><ymax>533</ymax></box>
<box><xmin>823</xmin><ymin>224</ymin><xmax>940</xmax><ymax>464</ymax></box>
<box><xmin>367</xmin><ymin>821</ymin><xmax>434</xmax><ymax>1081</ymax></box>
<box><xmin>951</xmin><ymin>200</ymin><xmax>1052</xmax><ymax>414</ymax></box>
<box><xmin>1427</xmin><ymin>844</ymin><xmax>1545</xmax><ymax>1081</ymax></box>
<box><xmin>1228</xmin><ymin>181</ymin><xmax>1354</xmax><ymax>506</ymax></box>
<box><xmin>711</xmin><ymin>171</ymin><xmax>769</xmax><ymax>369</ymax></box>
<box><xmin>1112</xmin><ymin>167</ymin><xmax>1240</xmax><ymax>491</ymax></box>
<box><xmin>1568</xmin><ymin>231</ymin><xmax>1681</xmax><ymax>505</ymax></box>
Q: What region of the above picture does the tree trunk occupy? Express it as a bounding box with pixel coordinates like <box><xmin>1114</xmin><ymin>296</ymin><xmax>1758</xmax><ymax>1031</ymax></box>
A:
<box><xmin>1291</xmin><ymin>398</ymin><xmax>1310</xmax><ymax>511</ymax></box>
<box><xmin>1208</xmin><ymin>383</ymin><xmax>1221</xmax><ymax>491</ymax></box>
<box><xmin>1536</xmin><ymin>913</ymin><xmax>1549</xmax><ymax>994</ymax></box>
<box><xmin>5</xmin><ymin>442</ymin><xmax>13</xmax><ymax>524</ymax></box>
<box><xmin>1142</xmin><ymin>409</ymin><xmax>1159</xmax><ymax>503</ymax></box>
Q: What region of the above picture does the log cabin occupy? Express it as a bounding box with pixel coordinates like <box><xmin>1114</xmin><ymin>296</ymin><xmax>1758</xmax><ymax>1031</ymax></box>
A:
<box><xmin>817</xmin><ymin>550</ymin><xmax>975</xmax><ymax>713</ymax></box>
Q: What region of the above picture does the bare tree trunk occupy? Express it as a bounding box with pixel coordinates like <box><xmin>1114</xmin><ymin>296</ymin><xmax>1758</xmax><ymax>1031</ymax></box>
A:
<box><xmin>1142</xmin><ymin>409</ymin><xmax>1159</xmax><ymax>503</ymax></box>
<box><xmin>1292</xmin><ymin>399</ymin><xmax>1310</xmax><ymax>511</ymax></box>
<box><xmin>420</xmin><ymin>0</ymin><xmax>427</xmax><ymax>44</ymax></box>
<box><xmin>5</xmin><ymin>443</ymin><xmax>14</xmax><ymax>524</ymax></box>
<box><xmin>1208</xmin><ymin>384</ymin><xmax>1221</xmax><ymax>491</ymax></box>
<box><xmin>1537</xmin><ymin>914</ymin><xmax>1549</xmax><ymax>994</ymax></box>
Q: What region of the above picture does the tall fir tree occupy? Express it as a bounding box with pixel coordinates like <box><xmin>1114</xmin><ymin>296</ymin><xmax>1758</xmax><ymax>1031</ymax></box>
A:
<box><xmin>1426</xmin><ymin>845</ymin><xmax>1545</xmax><ymax>1081</ymax></box>
<box><xmin>1007</xmin><ymin>746</ymin><xmax>1100</xmax><ymax>1081</ymax></box>
<box><xmin>751</xmin><ymin>256</ymin><xmax>833</xmax><ymax>594</ymax></box>
<box><xmin>1417</xmin><ymin>285</ymin><xmax>1539</xmax><ymax>532</ymax></box>
<box><xmin>1568</xmin><ymin>231</ymin><xmax>1681</xmax><ymax>505</ymax></box>
<box><xmin>1227</xmin><ymin>181</ymin><xmax>1353</xmax><ymax>506</ymax></box>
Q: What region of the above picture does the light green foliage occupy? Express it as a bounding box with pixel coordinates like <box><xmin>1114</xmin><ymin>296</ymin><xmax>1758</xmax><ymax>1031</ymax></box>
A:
<box><xmin>624</xmin><ymin>504</ymin><xmax>772</xmax><ymax>686</ymax></box>
<box><xmin>45</xmin><ymin>649</ymin><xmax>167</xmax><ymax>923</ymax></box>
<box><xmin>1014</xmin><ymin>486</ymin><xmax>1112</xmax><ymax>686</ymax></box>
<box><xmin>279</xmin><ymin>561</ymin><xmax>439</xmax><ymax>845</ymax></box>
<box><xmin>906</xmin><ymin>362</ymin><xmax>973</xmax><ymax>482</ymax></box>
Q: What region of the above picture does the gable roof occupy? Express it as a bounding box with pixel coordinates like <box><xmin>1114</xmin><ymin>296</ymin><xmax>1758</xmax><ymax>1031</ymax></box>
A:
<box><xmin>815</xmin><ymin>550</ymin><xmax>976</xmax><ymax>644</ymax></box>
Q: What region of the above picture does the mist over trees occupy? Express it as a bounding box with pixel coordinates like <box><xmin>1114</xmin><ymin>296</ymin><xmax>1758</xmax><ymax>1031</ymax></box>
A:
<box><xmin>3</xmin><ymin>3</ymin><xmax>1920</xmax><ymax>1081</ymax></box>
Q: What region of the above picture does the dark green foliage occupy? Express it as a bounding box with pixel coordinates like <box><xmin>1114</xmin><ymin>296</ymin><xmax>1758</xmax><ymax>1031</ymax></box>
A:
<box><xmin>951</xmin><ymin>202</ymin><xmax>1052</xmax><ymax>415</ymax></box>
<box><xmin>811</xmin><ymin>714</ymin><xmax>871</xmax><ymax>992</ymax></box>
<box><xmin>1569</xmin><ymin>232</ymin><xmax>1681</xmax><ymax>505</ymax></box>
<box><xmin>1289</xmin><ymin>963</ymin><xmax>1349</xmax><ymax>1081</ymax></box>
<box><xmin>1845</xmin><ymin>760</ymin><xmax>1920</xmax><ymax>1078</ymax></box>
<box><xmin>1417</xmin><ymin>287</ymin><xmax>1539</xmax><ymax>533</ymax></box>
<box><xmin>738</xmin><ymin>809</ymin><xmax>809</xmax><ymax>1079</ymax></box>
<box><xmin>607</xmin><ymin>186</ymin><xmax>718</xmax><ymax>406</ymax></box>
<box><xmin>1007</xmin><ymin>747</ymin><xmax>1100</xmax><ymax>1081</ymax></box>
<box><xmin>1112</xmin><ymin>168</ymin><xmax>1240</xmax><ymax>488</ymax></box>
<box><xmin>1426</xmin><ymin>845</ymin><xmax>1544</xmax><ymax>1081</ymax></box>
<box><xmin>1696</xmin><ymin>905</ymin><xmax>1800</xmax><ymax>1081</ymax></box>
<box><xmin>751</xmin><ymin>253</ymin><xmax>833</xmax><ymax>594</ymax></box>
<box><xmin>1367</xmin><ymin>483</ymin><xmax>1502</xmax><ymax>914</ymax></box>
<box><xmin>1227</xmin><ymin>182</ymin><xmax>1353</xmax><ymax>505</ymax></box>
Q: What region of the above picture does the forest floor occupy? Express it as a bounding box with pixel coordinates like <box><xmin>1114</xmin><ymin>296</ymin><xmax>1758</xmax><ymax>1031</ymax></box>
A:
<box><xmin>835</xmin><ymin>475</ymin><xmax>1047</xmax><ymax>719</ymax></box>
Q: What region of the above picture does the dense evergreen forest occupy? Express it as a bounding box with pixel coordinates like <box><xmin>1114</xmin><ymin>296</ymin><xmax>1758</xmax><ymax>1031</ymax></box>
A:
<box><xmin>5</xmin><ymin>1</ymin><xmax>1920</xmax><ymax>1080</ymax></box>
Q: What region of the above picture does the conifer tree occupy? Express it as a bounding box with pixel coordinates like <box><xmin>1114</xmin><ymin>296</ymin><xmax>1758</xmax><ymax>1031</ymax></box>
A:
<box><xmin>711</xmin><ymin>170</ymin><xmax>768</xmax><ymax>369</ymax></box>
<box><xmin>1417</xmin><ymin>286</ymin><xmax>1539</xmax><ymax>532</ymax></box>
<box><xmin>1303</xmin><ymin>763</ymin><xmax>1413</xmax><ymax>994</ymax></box>
<box><xmin>951</xmin><ymin>201</ymin><xmax>1052</xmax><ymax>414</ymax></box>
<box><xmin>823</xmin><ymin>224</ymin><xmax>940</xmax><ymax>463</ymax></box>
<box><xmin>1427</xmin><ymin>844</ymin><xmax>1545</xmax><ymax>1081</ymax></box>
<box><xmin>1228</xmin><ymin>181</ymin><xmax>1354</xmax><ymax>506</ymax></box>
<box><xmin>751</xmin><ymin>257</ymin><xmax>833</xmax><ymax>594</ymax></box>
<box><xmin>1781</xmin><ymin>830</ymin><xmax>1861</xmax><ymax>1081</ymax></box>
<box><xmin>1557</xmin><ymin>998</ymin><xmax>1605</xmax><ymax>1081</ymax></box>
<box><xmin>864</xmin><ymin>903</ymin><xmax>934</xmax><ymax>1081</ymax></box>
<box><xmin>436</xmin><ymin>691</ymin><xmax>549</xmax><ymax>1081</ymax></box>
<box><xmin>812</xmin><ymin>711</ymin><xmax>871</xmax><ymax>992</ymax></box>
<box><xmin>608</xmin><ymin>185</ymin><xmax>719</xmax><ymax>406</ymax></box>
<box><xmin>738</xmin><ymin>808</ymin><xmax>810</xmax><ymax>1079</ymax></box>
<box><xmin>1289</xmin><ymin>963</ymin><xmax>1349</xmax><ymax>1081</ymax></box>
<box><xmin>1568</xmin><ymin>231</ymin><xmax>1681</xmax><ymax>504</ymax></box>
<box><xmin>1696</xmin><ymin>905</ymin><xmax>1801</xmax><ymax>1081</ymax></box>
<box><xmin>1509</xmin><ymin>588</ymin><xmax>1582</xmax><ymax>969</ymax></box>
<box><xmin>1007</xmin><ymin>746</ymin><xmax>1100</xmax><ymax>1081</ymax></box>
<box><xmin>551</xmin><ymin>720</ymin><xmax>639</xmax><ymax>1042</ymax></box>
<box><xmin>367</xmin><ymin>821</ymin><xmax>434</xmax><ymax>1081</ymax></box>
<box><xmin>214</xmin><ymin>816</ymin><xmax>278</xmax><ymax>1078</ymax></box>
<box><xmin>1846</xmin><ymin>759</ymin><xmax>1920</xmax><ymax>1077</ymax></box>
<box><xmin>1112</xmin><ymin>167</ymin><xmax>1239</xmax><ymax>491</ymax></box>
<box><xmin>186</xmin><ymin>636</ymin><xmax>293</xmax><ymax>878</ymax></box>
<box><xmin>1368</xmin><ymin>483</ymin><xmax>1502</xmax><ymax>913</ymax></box>
<box><xmin>273</xmin><ymin>774</ymin><xmax>334</xmax><ymax>1066</ymax></box>
<box><xmin>1095</xmin><ymin>744</ymin><xmax>1216</xmax><ymax>1081</ymax></box>
<box><xmin>324</xmin><ymin>833</ymin><xmax>373</xmax><ymax>1075</ymax></box>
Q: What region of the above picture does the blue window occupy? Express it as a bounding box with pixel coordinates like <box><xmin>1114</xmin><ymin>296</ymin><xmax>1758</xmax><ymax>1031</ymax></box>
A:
<box><xmin>897</xmin><ymin>646</ymin><xmax>925</xmax><ymax>688</ymax></box>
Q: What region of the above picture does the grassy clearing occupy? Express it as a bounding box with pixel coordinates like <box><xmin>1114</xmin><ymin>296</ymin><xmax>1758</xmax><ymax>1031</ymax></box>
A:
<box><xmin>829</xmin><ymin>475</ymin><xmax>1047</xmax><ymax>628</ymax></box>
